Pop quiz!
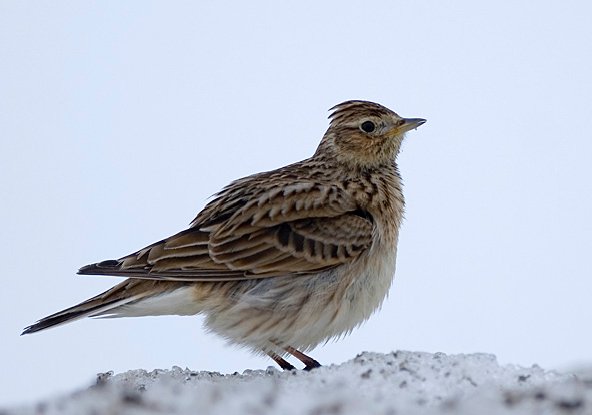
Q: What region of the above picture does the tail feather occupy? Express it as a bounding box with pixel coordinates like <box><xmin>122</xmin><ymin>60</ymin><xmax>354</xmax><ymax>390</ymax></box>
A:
<box><xmin>21</xmin><ymin>280</ymin><xmax>144</xmax><ymax>335</ymax></box>
<box><xmin>21</xmin><ymin>279</ymin><xmax>199</xmax><ymax>335</ymax></box>
<box><xmin>21</xmin><ymin>297</ymin><xmax>140</xmax><ymax>335</ymax></box>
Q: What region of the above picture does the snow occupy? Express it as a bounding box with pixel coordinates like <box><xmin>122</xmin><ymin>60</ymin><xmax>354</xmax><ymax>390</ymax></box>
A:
<box><xmin>4</xmin><ymin>351</ymin><xmax>591</xmax><ymax>415</ymax></box>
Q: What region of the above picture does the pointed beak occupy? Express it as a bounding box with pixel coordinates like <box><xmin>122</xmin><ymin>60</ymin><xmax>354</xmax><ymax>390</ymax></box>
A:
<box><xmin>398</xmin><ymin>118</ymin><xmax>426</xmax><ymax>134</ymax></box>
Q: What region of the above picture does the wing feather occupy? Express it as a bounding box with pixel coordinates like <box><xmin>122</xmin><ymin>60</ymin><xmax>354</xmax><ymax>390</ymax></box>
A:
<box><xmin>78</xmin><ymin>179</ymin><xmax>374</xmax><ymax>282</ymax></box>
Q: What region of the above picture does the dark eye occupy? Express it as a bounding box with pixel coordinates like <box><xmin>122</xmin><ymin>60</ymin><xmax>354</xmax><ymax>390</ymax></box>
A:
<box><xmin>360</xmin><ymin>121</ymin><xmax>375</xmax><ymax>133</ymax></box>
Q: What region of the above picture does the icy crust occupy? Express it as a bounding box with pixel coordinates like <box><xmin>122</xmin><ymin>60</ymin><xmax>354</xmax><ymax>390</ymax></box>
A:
<box><xmin>5</xmin><ymin>351</ymin><xmax>592</xmax><ymax>415</ymax></box>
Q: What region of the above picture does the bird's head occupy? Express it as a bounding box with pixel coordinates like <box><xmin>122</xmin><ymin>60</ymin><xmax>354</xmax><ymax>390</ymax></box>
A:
<box><xmin>314</xmin><ymin>100</ymin><xmax>425</xmax><ymax>168</ymax></box>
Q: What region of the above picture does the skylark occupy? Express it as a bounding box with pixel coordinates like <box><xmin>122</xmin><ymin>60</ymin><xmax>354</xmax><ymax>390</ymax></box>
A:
<box><xmin>22</xmin><ymin>100</ymin><xmax>425</xmax><ymax>370</ymax></box>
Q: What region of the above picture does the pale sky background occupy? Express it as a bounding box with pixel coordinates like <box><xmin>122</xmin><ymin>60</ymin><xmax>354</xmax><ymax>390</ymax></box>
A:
<box><xmin>1</xmin><ymin>0</ymin><xmax>591</xmax><ymax>407</ymax></box>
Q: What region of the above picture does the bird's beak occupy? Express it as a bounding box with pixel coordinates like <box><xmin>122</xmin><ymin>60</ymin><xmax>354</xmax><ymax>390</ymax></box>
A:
<box><xmin>397</xmin><ymin>118</ymin><xmax>427</xmax><ymax>134</ymax></box>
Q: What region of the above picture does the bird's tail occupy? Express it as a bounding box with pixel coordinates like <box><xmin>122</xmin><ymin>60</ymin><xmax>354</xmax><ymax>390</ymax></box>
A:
<box><xmin>21</xmin><ymin>279</ymin><xmax>197</xmax><ymax>335</ymax></box>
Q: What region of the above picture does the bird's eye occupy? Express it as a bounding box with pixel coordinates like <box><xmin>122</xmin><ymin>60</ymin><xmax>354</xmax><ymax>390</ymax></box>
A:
<box><xmin>360</xmin><ymin>121</ymin><xmax>376</xmax><ymax>133</ymax></box>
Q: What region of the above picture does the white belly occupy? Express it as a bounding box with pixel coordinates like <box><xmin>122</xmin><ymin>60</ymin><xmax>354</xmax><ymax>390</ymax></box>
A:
<box><xmin>202</xmin><ymin>238</ymin><xmax>398</xmax><ymax>354</ymax></box>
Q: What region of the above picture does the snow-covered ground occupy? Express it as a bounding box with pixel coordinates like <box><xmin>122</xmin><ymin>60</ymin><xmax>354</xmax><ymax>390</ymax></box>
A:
<box><xmin>4</xmin><ymin>351</ymin><xmax>592</xmax><ymax>415</ymax></box>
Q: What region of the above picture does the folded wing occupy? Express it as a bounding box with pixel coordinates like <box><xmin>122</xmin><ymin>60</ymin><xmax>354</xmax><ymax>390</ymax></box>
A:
<box><xmin>79</xmin><ymin>179</ymin><xmax>374</xmax><ymax>281</ymax></box>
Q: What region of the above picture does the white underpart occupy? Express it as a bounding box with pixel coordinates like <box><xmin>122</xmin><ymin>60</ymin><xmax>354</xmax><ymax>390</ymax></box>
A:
<box><xmin>101</xmin><ymin>287</ymin><xmax>199</xmax><ymax>318</ymax></box>
<box><xmin>305</xmin><ymin>245</ymin><xmax>397</xmax><ymax>345</ymax></box>
<box><xmin>203</xmin><ymin>236</ymin><xmax>399</xmax><ymax>353</ymax></box>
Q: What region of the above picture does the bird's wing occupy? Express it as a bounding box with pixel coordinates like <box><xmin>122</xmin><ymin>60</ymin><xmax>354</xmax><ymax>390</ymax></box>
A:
<box><xmin>78</xmin><ymin>180</ymin><xmax>374</xmax><ymax>281</ymax></box>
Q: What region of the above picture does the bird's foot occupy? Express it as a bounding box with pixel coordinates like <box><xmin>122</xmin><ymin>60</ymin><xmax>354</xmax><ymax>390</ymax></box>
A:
<box><xmin>285</xmin><ymin>346</ymin><xmax>322</xmax><ymax>371</ymax></box>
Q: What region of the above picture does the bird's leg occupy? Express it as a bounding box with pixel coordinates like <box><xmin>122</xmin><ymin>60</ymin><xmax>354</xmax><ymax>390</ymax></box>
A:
<box><xmin>267</xmin><ymin>351</ymin><xmax>296</xmax><ymax>371</ymax></box>
<box><xmin>285</xmin><ymin>346</ymin><xmax>322</xmax><ymax>371</ymax></box>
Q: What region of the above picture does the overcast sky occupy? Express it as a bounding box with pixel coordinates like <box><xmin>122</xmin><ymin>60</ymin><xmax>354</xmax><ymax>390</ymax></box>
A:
<box><xmin>1</xmin><ymin>0</ymin><xmax>591</xmax><ymax>406</ymax></box>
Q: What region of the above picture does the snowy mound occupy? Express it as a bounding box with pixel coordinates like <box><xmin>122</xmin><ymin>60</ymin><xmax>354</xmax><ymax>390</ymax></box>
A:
<box><xmin>6</xmin><ymin>351</ymin><xmax>592</xmax><ymax>415</ymax></box>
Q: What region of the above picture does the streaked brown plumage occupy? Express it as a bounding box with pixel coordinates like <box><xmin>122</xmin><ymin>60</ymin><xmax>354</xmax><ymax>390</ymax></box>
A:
<box><xmin>22</xmin><ymin>100</ymin><xmax>425</xmax><ymax>370</ymax></box>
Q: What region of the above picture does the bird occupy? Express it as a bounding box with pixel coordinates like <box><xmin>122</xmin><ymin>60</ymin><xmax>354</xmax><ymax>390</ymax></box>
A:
<box><xmin>22</xmin><ymin>100</ymin><xmax>425</xmax><ymax>371</ymax></box>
